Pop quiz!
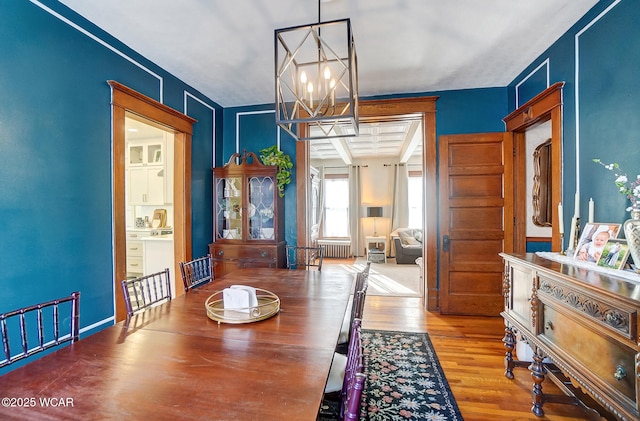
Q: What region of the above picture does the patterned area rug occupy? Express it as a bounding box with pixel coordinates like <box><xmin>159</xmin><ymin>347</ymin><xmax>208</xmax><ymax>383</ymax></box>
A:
<box><xmin>319</xmin><ymin>330</ymin><xmax>463</xmax><ymax>420</ymax></box>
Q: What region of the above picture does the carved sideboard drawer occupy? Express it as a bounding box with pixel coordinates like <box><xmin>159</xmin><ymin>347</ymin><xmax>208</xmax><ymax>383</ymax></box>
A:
<box><xmin>211</xmin><ymin>244</ymin><xmax>278</xmax><ymax>259</ymax></box>
<box><xmin>537</xmin><ymin>275</ymin><xmax>638</xmax><ymax>342</ymax></box>
<box><xmin>540</xmin><ymin>304</ymin><xmax>637</xmax><ymax>408</ymax></box>
<box><xmin>209</xmin><ymin>242</ymin><xmax>286</xmax><ymax>277</ymax></box>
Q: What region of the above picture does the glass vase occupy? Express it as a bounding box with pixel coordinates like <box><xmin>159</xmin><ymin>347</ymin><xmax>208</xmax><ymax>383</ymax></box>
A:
<box><xmin>624</xmin><ymin>201</ymin><xmax>640</xmax><ymax>271</ymax></box>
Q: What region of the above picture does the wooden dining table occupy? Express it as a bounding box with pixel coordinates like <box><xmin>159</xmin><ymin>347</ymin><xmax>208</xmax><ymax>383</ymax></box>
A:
<box><xmin>0</xmin><ymin>267</ymin><xmax>354</xmax><ymax>420</ymax></box>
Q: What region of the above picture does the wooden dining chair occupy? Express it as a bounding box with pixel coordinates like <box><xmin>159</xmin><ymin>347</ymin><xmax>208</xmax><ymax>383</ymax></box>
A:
<box><xmin>286</xmin><ymin>245</ymin><xmax>324</xmax><ymax>270</ymax></box>
<box><xmin>179</xmin><ymin>254</ymin><xmax>214</xmax><ymax>292</ymax></box>
<box><xmin>121</xmin><ymin>268</ymin><xmax>171</xmax><ymax>317</ymax></box>
<box><xmin>1</xmin><ymin>291</ymin><xmax>80</xmax><ymax>368</ymax></box>
<box><xmin>336</xmin><ymin>266</ymin><xmax>370</xmax><ymax>353</ymax></box>
<box><xmin>340</xmin><ymin>318</ymin><xmax>366</xmax><ymax>420</ymax></box>
<box><xmin>324</xmin><ymin>318</ymin><xmax>365</xmax><ymax>403</ymax></box>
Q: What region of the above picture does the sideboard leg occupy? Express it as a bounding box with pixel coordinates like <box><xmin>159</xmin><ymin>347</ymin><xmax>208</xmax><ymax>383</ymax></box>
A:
<box><xmin>529</xmin><ymin>347</ymin><xmax>546</xmax><ymax>417</ymax></box>
<box><xmin>503</xmin><ymin>325</ymin><xmax>516</xmax><ymax>379</ymax></box>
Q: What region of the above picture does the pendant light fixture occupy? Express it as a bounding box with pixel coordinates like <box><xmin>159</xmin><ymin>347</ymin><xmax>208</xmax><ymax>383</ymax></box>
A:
<box><xmin>274</xmin><ymin>0</ymin><xmax>359</xmax><ymax>141</ymax></box>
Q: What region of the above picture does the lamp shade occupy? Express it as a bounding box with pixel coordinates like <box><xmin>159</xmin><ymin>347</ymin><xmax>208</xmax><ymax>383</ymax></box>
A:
<box><xmin>367</xmin><ymin>207</ymin><xmax>382</xmax><ymax>218</ymax></box>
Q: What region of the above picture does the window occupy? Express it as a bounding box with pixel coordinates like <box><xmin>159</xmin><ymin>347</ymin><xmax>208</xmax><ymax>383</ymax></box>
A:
<box><xmin>323</xmin><ymin>176</ymin><xmax>349</xmax><ymax>237</ymax></box>
<box><xmin>408</xmin><ymin>172</ymin><xmax>423</xmax><ymax>228</ymax></box>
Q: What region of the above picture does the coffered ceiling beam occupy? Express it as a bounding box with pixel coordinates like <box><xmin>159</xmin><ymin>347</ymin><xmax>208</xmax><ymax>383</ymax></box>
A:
<box><xmin>330</xmin><ymin>126</ymin><xmax>353</xmax><ymax>165</ymax></box>
<box><xmin>399</xmin><ymin>120</ymin><xmax>421</xmax><ymax>163</ymax></box>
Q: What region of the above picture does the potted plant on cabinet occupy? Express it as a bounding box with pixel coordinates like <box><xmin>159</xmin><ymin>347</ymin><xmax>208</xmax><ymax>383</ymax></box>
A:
<box><xmin>259</xmin><ymin>145</ymin><xmax>293</xmax><ymax>197</ymax></box>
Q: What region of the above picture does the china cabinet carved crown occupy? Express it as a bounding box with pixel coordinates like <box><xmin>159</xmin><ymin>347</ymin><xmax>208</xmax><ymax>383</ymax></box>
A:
<box><xmin>209</xmin><ymin>151</ymin><xmax>286</xmax><ymax>277</ymax></box>
<box><xmin>500</xmin><ymin>253</ymin><xmax>640</xmax><ymax>421</ymax></box>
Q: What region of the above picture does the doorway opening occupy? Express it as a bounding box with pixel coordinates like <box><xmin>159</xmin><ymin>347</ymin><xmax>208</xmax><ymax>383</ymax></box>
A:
<box><xmin>124</xmin><ymin>114</ymin><xmax>176</xmax><ymax>295</ymax></box>
<box><xmin>296</xmin><ymin>97</ymin><xmax>438</xmax><ymax>310</ymax></box>
<box><xmin>109</xmin><ymin>81</ymin><xmax>196</xmax><ymax>321</ymax></box>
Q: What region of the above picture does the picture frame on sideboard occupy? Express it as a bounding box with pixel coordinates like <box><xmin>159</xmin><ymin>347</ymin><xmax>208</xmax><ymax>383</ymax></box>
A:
<box><xmin>597</xmin><ymin>239</ymin><xmax>630</xmax><ymax>270</ymax></box>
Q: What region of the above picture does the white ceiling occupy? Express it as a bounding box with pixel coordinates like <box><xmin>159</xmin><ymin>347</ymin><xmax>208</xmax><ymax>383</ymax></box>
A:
<box><xmin>58</xmin><ymin>0</ymin><xmax>597</xmax><ymax>161</ymax></box>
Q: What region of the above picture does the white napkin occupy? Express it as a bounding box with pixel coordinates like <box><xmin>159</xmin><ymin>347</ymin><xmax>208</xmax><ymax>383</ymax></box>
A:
<box><xmin>223</xmin><ymin>285</ymin><xmax>258</xmax><ymax>313</ymax></box>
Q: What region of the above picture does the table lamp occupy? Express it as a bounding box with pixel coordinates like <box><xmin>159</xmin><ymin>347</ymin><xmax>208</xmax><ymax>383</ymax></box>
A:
<box><xmin>367</xmin><ymin>206</ymin><xmax>383</xmax><ymax>236</ymax></box>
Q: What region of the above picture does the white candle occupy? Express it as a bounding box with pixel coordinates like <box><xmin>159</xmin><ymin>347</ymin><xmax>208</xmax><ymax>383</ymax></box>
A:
<box><xmin>588</xmin><ymin>198</ymin><xmax>594</xmax><ymax>223</ymax></box>
<box><xmin>300</xmin><ymin>71</ymin><xmax>307</xmax><ymax>101</ymax></box>
<box><xmin>329</xmin><ymin>79</ymin><xmax>336</xmax><ymax>107</ymax></box>
<box><xmin>574</xmin><ymin>192</ymin><xmax>580</xmax><ymax>218</ymax></box>
<box><xmin>557</xmin><ymin>203</ymin><xmax>564</xmax><ymax>234</ymax></box>
<box><xmin>568</xmin><ymin>216</ymin><xmax>577</xmax><ymax>251</ymax></box>
<box><xmin>307</xmin><ymin>82</ymin><xmax>314</xmax><ymax>109</ymax></box>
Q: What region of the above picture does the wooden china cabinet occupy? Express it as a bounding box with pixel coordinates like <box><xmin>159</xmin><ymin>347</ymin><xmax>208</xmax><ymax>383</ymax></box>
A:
<box><xmin>209</xmin><ymin>151</ymin><xmax>286</xmax><ymax>277</ymax></box>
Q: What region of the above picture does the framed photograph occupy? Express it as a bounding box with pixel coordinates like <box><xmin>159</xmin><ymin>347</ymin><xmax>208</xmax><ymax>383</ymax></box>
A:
<box><xmin>153</xmin><ymin>149</ymin><xmax>162</xmax><ymax>163</ymax></box>
<box><xmin>597</xmin><ymin>239</ymin><xmax>630</xmax><ymax>270</ymax></box>
<box><xmin>573</xmin><ymin>223</ymin><xmax>621</xmax><ymax>262</ymax></box>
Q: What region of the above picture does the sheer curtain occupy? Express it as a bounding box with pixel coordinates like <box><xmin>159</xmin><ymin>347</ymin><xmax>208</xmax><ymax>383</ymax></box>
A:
<box><xmin>314</xmin><ymin>167</ymin><xmax>325</xmax><ymax>231</ymax></box>
<box><xmin>348</xmin><ymin>165</ymin><xmax>362</xmax><ymax>256</ymax></box>
<box><xmin>389</xmin><ymin>164</ymin><xmax>409</xmax><ymax>256</ymax></box>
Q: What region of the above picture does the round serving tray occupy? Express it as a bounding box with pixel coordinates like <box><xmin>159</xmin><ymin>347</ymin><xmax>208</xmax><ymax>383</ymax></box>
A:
<box><xmin>205</xmin><ymin>288</ymin><xmax>280</xmax><ymax>324</ymax></box>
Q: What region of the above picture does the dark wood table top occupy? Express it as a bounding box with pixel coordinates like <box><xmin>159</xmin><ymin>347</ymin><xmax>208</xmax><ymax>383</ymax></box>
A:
<box><xmin>0</xmin><ymin>268</ymin><xmax>354</xmax><ymax>420</ymax></box>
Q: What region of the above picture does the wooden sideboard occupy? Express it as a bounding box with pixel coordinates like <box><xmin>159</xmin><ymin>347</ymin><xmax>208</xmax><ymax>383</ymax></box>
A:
<box><xmin>500</xmin><ymin>253</ymin><xmax>640</xmax><ymax>420</ymax></box>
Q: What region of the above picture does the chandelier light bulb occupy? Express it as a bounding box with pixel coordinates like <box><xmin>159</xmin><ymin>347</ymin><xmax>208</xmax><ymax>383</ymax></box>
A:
<box><xmin>300</xmin><ymin>71</ymin><xmax>307</xmax><ymax>84</ymax></box>
<box><xmin>324</xmin><ymin>66</ymin><xmax>331</xmax><ymax>80</ymax></box>
<box><xmin>307</xmin><ymin>82</ymin><xmax>314</xmax><ymax>108</ymax></box>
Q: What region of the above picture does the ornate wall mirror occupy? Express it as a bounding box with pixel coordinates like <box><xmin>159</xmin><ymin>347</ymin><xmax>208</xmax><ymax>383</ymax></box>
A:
<box><xmin>532</xmin><ymin>138</ymin><xmax>552</xmax><ymax>226</ymax></box>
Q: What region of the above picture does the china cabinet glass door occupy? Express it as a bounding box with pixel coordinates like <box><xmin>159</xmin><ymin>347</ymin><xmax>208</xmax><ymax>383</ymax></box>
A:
<box><xmin>216</xmin><ymin>176</ymin><xmax>243</xmax><ymax>240</ymax></box>
<box><xmin>248</xmin><ymin>176</ymin><xmax>275</xmax><ymax>240</ymax></box>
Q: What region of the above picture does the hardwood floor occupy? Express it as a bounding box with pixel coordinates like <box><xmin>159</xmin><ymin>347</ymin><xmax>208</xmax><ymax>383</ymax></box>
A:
<box><xmin>323</xmin><ymin>259</ymin><xmax>592</xmax><ymax>420</ymax></box>
<box><xmin>361</xmin><ymin>296</ymin><xmax>593</xmax><ymax>421</ymax></box>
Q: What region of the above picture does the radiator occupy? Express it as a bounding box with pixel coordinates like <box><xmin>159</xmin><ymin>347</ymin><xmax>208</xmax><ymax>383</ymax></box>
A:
<box><xmin>318</xmin><ymin>240</ymin><xmax>351</xmax><ymax>258</ymax></box>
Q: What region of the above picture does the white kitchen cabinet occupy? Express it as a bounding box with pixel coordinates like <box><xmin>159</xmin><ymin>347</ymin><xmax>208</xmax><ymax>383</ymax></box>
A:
<box><xmin>126</xmin><ymin>133</ymin><xmax>173</xmax><ymax>206</ymax></box>
<box><xmin>126</xmin><ymin>229</ymin><xmax>151</xmax><ymax>278</ymax></box>
<box><xmin>127</xmin><ymin>140</ymin><xmax>164</xmax><ymax>166</ymax></box>
<box><xmin>128</xmin><ymin>166</ymin><xmax>165</xmax><ymax>205</ymax></box>
<box><xmin>142</xmin><ymin>235</ymin><xmax>175</xmax><ymax>297</ymax></box>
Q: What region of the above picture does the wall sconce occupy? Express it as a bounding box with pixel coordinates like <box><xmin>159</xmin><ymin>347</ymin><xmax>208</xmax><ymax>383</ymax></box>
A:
<box><xmin>367</xmin><ymin>206</ymin><xmax>383</xmax><ymax>236</ymax></box>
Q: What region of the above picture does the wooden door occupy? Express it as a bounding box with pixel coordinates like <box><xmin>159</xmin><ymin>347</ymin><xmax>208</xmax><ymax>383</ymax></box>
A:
<box><xmin>438</xmin><ymin>132</ymin><xmax>513</xmax><ymax>315</ymax></box>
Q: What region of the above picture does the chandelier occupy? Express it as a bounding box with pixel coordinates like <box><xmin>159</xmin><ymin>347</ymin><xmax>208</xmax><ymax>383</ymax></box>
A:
<box><xmin>275</xmin><ymin>13</ymin><xmax>359</xmax><ymax>141</ymax></box>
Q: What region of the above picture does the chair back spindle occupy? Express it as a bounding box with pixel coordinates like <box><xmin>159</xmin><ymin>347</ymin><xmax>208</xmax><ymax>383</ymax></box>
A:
<box><xmin>286</xmin><ymin>245</ymin><xmax>324</xmax><ymax>270</ymax></box>
<box><xmin>180</xmin><ymin>254</ymin><xmax>214</xmax><ymax>292</ymax></box>
<box><xmin>0</xmin><ymin>292</ymin><xmax>80</xmax><ymax>368</ymax></box>
<box><xmin>340</xmin><ymin>318</ymin><xmax>365</xmax><ymax>420</ymax></box>
<box><xmin>121</xmin><ymin>269</ymin><xmax>171</xmax><ymax>317</ymax></box>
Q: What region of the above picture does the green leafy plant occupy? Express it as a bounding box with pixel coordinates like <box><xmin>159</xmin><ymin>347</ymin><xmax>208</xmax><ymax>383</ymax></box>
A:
<box><xmin>259</xmin><ymin>145</ymin><xmax>293</xmax><ymax>197</ymax></box>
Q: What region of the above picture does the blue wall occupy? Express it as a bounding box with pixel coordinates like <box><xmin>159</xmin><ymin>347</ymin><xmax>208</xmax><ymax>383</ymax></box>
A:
<box><xmin>0</xmin><ymin>0</ymin><xmax>219</xmax><ymax>365</ymax></box>
<box><xmin>222</xmin><ymin>88</ymin><xmax>508</xmax><ymax>248</ymax></box>
<box><xmin>509</xmin><ymin>0</ymin><xmax>640</xmax><ymax>244</ymax></box>
<box><xmin>221</xmin><ymin>106</ymin><xmax>298</xmax><ymax>245</ymax></box>
<box><xmin>3</xmin><ymin>0</ymin><xmax>637</xmax><ymax>372</ymax></box>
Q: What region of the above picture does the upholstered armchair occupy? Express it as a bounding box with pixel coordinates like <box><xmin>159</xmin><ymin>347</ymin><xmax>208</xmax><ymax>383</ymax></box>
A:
<box><xmin>391</xmin><ymin>228</ymin><xmax>423</xmax><ymax>264</ymax></box>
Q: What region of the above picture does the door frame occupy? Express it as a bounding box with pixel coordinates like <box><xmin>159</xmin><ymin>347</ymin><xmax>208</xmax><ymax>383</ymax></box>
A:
<box><xmin>109</xmin><ymin>81</ymin><xmax>196</xmax><ymax>321</ymax></box>
<box><xmin>503</xmin><ymin>82</ymin><xmax>564</xmax><ymax>253</ymax></box>
<box><xmin>295</xmin><ymin>97</ymin><xmax>439</xmax><ymax>310</ymax></box>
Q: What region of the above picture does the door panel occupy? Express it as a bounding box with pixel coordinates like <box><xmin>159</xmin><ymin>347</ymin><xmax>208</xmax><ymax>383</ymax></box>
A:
<box><xmin>439</xmin><ymin>132</ymin><xmax>510</xmax><ymax>316</ymax></box>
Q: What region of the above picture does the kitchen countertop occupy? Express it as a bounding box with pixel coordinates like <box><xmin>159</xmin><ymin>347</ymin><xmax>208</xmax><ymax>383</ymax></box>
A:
<box><xmin>140</xmin><ymin>234</ymin><xmax>173</xmax><ymax>241</ymax></box>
